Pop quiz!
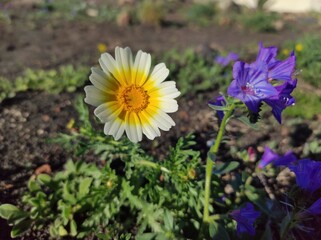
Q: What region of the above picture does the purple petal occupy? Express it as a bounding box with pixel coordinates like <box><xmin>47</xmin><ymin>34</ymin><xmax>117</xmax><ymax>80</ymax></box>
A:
<box><xmin>209</xmin><ymin>96</ymin><xmax>226</xmax><ymax>120</ymax></box>
<box><xmin>273</xmin><ymin>151</ymin><xmax>297</xmax><ymax>166</ymax></box>
<box><xmin>307</xmin><ymin>197</ymin><xmax>321</xmax><ymax>215</ymax></box>
<box><xmin>258</xmin><ymin>146</ymin><xmax>279</xmax><ymax>168</ymax></box>
<box><xmin>264</xmin><ymin>79</ymin><xmax>297</xmax><ymax>123</ymax></box>
<box><xmin>232</xmin><ymin>61</ymin><xmax>247</xmax><ymax>85</ymax></box>
<box><xmin>288</xmin><ymin>159</ymin><xmax>321</xmax><ymax>193</ymax></box>
<box><xmin>215</xmin><ymin>56</ymin><xmax>229</xmax><ymax>67</ymax></box>
<box><xmin>227</xmin><ymin>52</ymin><xmax>239</xmax><ymax>62</ymax></box>
<box><xmin>230</xmin><ymin>203</ymin><xmax>260</xmax><ymax>236</ymax></box>
<box><xmin>256</xmin><ymin>42</ymin><xmax>278</xmax><ymax>65</ymax></box>
<box><xmin>243</xmin><ymin>95</ymin><xmax>262</xmax><ymax>113</ymax></box>
<box><xmin>269</xmin><ymin>51</ymin><xmax>296</xmax><ymax>81</ymax></box>
<box><xmin>258</xmin><ymin>147</ymin><xmax>297</xmax><ymax>169</ymax></box>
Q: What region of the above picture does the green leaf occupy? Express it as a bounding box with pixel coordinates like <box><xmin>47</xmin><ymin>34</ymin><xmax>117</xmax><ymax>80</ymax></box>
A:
<box><xmin>70</xmin><ymin>219</ymin><xmax>77</xmax><ymax>237</ymax></box>
<box><xmin>261</xmin><ymin>222</ymin><xmax>273</xmax><ymax>240</ymax></box>
<box><xmin>280</xmin><ymin>214</ymin><xmax>292</xmax><ymax>238</ymax></box>
<box><xmin>58</xmin><ymin>225</ymin><xmax>68</xmax><ymax>237</ymax></box>
<box><xmin>28</xmin><ymin>179</ymin><xmax>41</xmax><ymax>192</ymax></box>
<box><xmin>78</xmin><ymin>177</ymin><xmax>93</xmax><ymax>199</ymax></box>
<box><xmin>37</xmin><ymin>174</ymin><xmax>51</xmax><ymax>185</ymax></box>
<box><xmin>244</xmin><ymin>185</ymin><xmax>279</xmax><ymax>218</ymax></box>
<box><xmin>136</xmin><ymin>233</ymin><xmax>157</xmax><ymax>240</ymax></box>
<box><xmin>237</xmin><ymin>116</ymin><xmax>259</xmax><ymax>130</ymax></box>
<box><xmin>62</xmin><ymin>184</ymin><xmax>77</xmax><ymax>204</ymax></box>
<box><xmin>213</xmin><ymin>161</ymin><xmax>239</xmax><ymax>175</ymax></box>
<box><xmin>11</xmin><ymin>219</ymin><xmax>32</xmax><ymax>238</ymax></box>
<box><xmin>209</xmin><ymin>222</ymin><xmax>230</xmax><ymax>240</ymax></box>
<box><xmin>163</xmin><ymin>210</ymin><xmax>173</xmax><ymax>230</ymax></box>
<box><xmin>0</xmin><ymin>204</ymin><xmax>23</xmax><ymax>220</ymax></box>
<box><xmin>65</xmin><ymin>160</ymin><xmax>76</xmax><ymax>173</ymax></box>
<box><xmin>208</xmin><ymin>104</ymin><xmax>229</xmax><ymax>111</ymax></box>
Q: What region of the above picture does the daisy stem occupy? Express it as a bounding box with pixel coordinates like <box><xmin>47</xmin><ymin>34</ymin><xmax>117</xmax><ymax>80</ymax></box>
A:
<box><xmin>203</xmin><ymin>103</ymin><xmax>235</xmax><ymax>223</ymax></box>
<box><xmin>135</xmin><ymin>159</ymin><xmax>171</xmax><ymax>174</ymax></box>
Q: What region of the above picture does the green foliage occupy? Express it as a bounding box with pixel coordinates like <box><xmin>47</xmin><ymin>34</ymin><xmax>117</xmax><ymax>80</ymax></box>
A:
<box><xmin>283</xmin><ymin>90</ymin><xmax>321</xmax><ymax>119</ymax></box>
<box><xmin>239</xmin><ymin>11</ymin><xmax>279</xmax><ymax>33</ymax></box>
<box><xmin>161</xmin><ymin>48</ymin><xmax>232</xmax><ymax>96</ymax></box>
<box><xmin>185</xmin><ymin>2</ymin><xmax>217</xmax><ymax>26</ymax></box>
<box><xmin>136</xmin><ymin>0</ymin><xmax>166</xmax><ymax>26</ymax></box>
<box><xmin>0</xmin><ymin>98</ymin><xmax>202</xmax><ymax>238</ymax></box>
<box><xmin>289</xmin><ymin>35</ymin><xmax>321</xmax><ymax>87</ymax></box>
<box><xmin>34</xmin><ymin>0</ymin><xmax>119</xmax><ymax>22</ymax></box>
<box><xmin>0</xmin><ymin>65</ymin><xmax>88</xmax><ymax>103</ymax></box>
<box><xmin>1</xmin><ymin>96</ymin><xmax>261</xmax><ymax>239</ymax></box>
<box><xmin>279</xmin><ymin>35</ymin><xmax>321</xmax><ymax>119</ymax></box>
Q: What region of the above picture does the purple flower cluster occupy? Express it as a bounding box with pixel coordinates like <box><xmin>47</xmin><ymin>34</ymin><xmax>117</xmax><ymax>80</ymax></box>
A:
<box><xmin>258</xmin><ymin>147</ymin><xmax>321</xmax><ymax>232</ymax></box>
<box><xmin>215</xmin><ymin>52</ymin><xmax>239</xmax><ymax>67</ymax></box>
<box><xmin>289</xmin><ymin>159</ymin><xmax>321</xmax><ymax>221</ymax></box>
<box><xmin>230</xmin><ymin>202</ymin><xmax>260</xmax><ymax>236</ymax></box>
<box><xmin>258</xmin><ymin>146</ymin><xmax>297</xmax><ymax>169</ymax></box>
<box><xmin>259</xmin><ymin>148</ymin><xmax>321</xmax><ymax>193</ymax></box>
<box><xmin>227</xmin><ymin>43</ymin><xmax>297</xmax><ymax>123</ymax></box>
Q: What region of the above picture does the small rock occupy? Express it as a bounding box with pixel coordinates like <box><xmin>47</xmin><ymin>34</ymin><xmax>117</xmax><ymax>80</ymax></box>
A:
<box><xmin>224</xmin><ymin>184</ymin><xmax>234</xmax><ymax>194</ymax></box>
<box><xmin>41</xmin><ymin>114</ymin><xmax>50</xmax><ymax>122</ymax></box>
<box><xmin>37</xmin><ymin>129</ymin><xmax>44</xmax><ymax>136</ymax></box>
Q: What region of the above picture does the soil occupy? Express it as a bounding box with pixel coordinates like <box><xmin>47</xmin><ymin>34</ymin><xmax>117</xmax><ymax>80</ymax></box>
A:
<box><xmin>1</xmin><ymin>2</ymin><xmax>321</xmax><ymax>240</ymax></box>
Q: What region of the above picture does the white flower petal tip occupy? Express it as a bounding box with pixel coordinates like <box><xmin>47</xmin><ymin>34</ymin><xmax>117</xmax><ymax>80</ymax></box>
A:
<box><xmin>84</xmin><ymin>47</ymin><xmax>180</xmax><ymax>143</ymax></box>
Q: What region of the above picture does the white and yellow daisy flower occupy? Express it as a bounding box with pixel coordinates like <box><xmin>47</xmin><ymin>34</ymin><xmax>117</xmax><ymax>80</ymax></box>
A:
<box><xmin>84</xmin><ymin>47</ymin><xmax>180</xmax><ymax>143</ymax></box>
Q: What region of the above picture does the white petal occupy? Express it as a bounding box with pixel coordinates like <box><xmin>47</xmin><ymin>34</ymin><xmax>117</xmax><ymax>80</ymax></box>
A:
<box><xmin>99</xmin><ymin>52</ymin><xmax>127</xmax><ymax>85</ymax></box>
<box><xmin>158</xmin><ymin>99</ymin><xmax>178</xmax><ymax>113</ymax></box>
<box><xmin>133</xmin><ymin>50</ymin><xmax>151</xmax><ymax>86</ymax></box>
<box><xmin>89</xmin><ymin>67</ymin><xmax>118</xmax><ymax>94</ymax></box>
<box><xmin>84</xmin><ymin>86</ymin><xmax>108</xmax><ymax>107</ymax></box>
<box><xmin>115</xmin><ymin>47</ymin><xmax>133</xmax><ymax>84</ymax></box>
<box><xmin>156</xmin><ymin>110</ymin><xmax>175</xmax><ymax>127</ymax></box>
<box><xmin>125</xmin><ymin>113</ymin><xmax>143</xmax><ymax>143</ymax></box>
<box><xmin>138</xmin><ymin>112</ymin><xmax>161</xmax><ymax>140</ymax></box>
<box><xmin>103</xmin><ymin>122</ymin><xmax>112</xmax><ymax>135</ymax></box>
<box><xmin>149</xmin><ymin>63</ymin><xmax>169</xmax><ymax>86</ymax></box>
<box><xmin>104</xmin><ymin>120</ymin><xmax>125</xmax><ymax>140</ymax></box>
<box><xmin>99</xmin><ymin>52</ymin><xmax>117</xmax><ymax>75</ymax></box>
<box><xmin>104</xmin><ymin>120</ymin><xmax>119</xmax><ymax>136</ymax></box>
<box><xmin>114</xmin><ymin>123</ymin><xmax>125</xmax><ymax>140</ymax></box>
<box><xmin>94</xmin><ymin>102</ymin><xmax>122</xmax><ymax>123</ymax></box>
<box><xmin>159</xmin><ymin>82</ymin><xmax>181</xmax><ymax>98</ymax></box>
<box><xmin>145</xmin><ymin>108</ymin><xmax>174</xmax><ymax>131</ymax></box>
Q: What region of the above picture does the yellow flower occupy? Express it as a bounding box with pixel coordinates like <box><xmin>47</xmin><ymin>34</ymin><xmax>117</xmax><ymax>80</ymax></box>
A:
<box><xmin>295</xmin><ymin>43</ymin><xmax>303</xmax><ymax>52</ymax></box>
<box><xmin>66</xmin><ymin>118</ymin><xmax>75</xmax><ymax>130</ymax></box>
<box><xmin>97</xmin><ymin>43</ymin><xmax>107</xmax><ymax>53</ymax></box>
<box><xmin>282</xmin><ymin>48</ymin><xmax>290</xmax><ymax>56</ymax></box>
<box><xmin>84</xmin><ymin>47</ymin><xmax>180</xmax><ymax>143</ymax></box>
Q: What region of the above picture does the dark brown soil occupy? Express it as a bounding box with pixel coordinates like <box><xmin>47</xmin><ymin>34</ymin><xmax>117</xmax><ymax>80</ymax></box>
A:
<box><xmin>1</xmin><ymin>2</ymin><xmax>321</xmax><ymax>239</ymax></box>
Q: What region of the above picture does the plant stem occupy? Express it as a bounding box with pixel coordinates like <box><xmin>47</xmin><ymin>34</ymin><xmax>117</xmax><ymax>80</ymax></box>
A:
<box><xmin>135</xmin><ymin>159</ymin><xmax>171</xmax><ymax>174</ymax></box>
<box><xmin>203</xmin><ymin>103</ymin><xmax>235</xmax><ymax>223</ymax></box>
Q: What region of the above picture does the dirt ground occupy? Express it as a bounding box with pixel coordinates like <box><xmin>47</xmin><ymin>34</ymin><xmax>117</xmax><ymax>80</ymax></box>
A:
<box><xmin>1</xmin><ymin>3</ymin><xmax>321</xmax><ymax>239</ymax></box>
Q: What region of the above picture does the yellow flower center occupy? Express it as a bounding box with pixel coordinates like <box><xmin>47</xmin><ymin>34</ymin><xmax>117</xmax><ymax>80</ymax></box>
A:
<box><xmin>117</xmin><ymin>85</ymin><xmax>150</xmax><ymax>113</ymax></box>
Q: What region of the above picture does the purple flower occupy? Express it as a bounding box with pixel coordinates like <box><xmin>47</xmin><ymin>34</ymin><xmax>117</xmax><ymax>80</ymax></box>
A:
<box><xmin>227</xmin><ymin>61</ymin><xmax>278</xmax><ymax>113</ymax></box>
<box><xmin>288</xmin><ymin>159</ymin><xmax>321</xmax><ymax>193</ymax></box>
<box><xmin>209</xmin><ymin>95</ymin><xmax>226</xmax><ymax>120</ymax></box>
<box><xmin>306</xmin><ymin>197</ymin><xmax>321</xmax><ymax>215</ymax></box>
<box><xmin>215</xmin><ymin>52</ymin><xmax>239</xmax><ymax>67</ymax></box>
<box><xmin>251</xmin><ymin>42</ymin><xmax>296</xmax><ymax>82</ymax></box>
<box><xmin>264</xmin><ymin>79</ymin><xmax>297</xmax><ymax>123</ymax></box>
<box><xmin>230</xmin><ymin>202</ymin><xmax>260</xmax><ymax>236</ymax></box>
<box><xmin>258</xmin><ymin>146</ymin><xmax>297</xmax><ymax>169</ymax></box>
